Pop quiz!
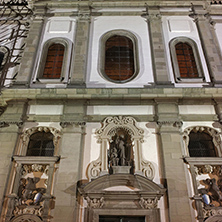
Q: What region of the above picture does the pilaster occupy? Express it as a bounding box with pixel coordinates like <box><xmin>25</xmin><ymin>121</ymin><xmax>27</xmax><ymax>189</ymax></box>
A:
<box><xmin>190</xmin><ymin>6</ymin><xmax>222</xmax><ymax>84</ymax></box>
<box><xmin>52</xmin><ymin>122</ymin><xmax>86</xmax><ymax>222</ymax></box>
<box><xmin>155</xmin><ymin>100</ymin><xmax>192</xmax><ymax>222</ymax></box>
<box><xmin>69</xmin><ymin>6</ymin><xmax>91</xmax><ymax>88</ymax></box>
<box><xmin>0</xmin><ymin>124</ymin><xmax>21</xmax><ymax>221</ymax></box>
<box><xmin>144</xmin><ymin>7</ymin><xmax>172</xmax><ymax>86</ymax></box>
<box><xmin>13</xmin><ymin>7</ymin><xmax>47</xmax><ymax>87</ymax></box>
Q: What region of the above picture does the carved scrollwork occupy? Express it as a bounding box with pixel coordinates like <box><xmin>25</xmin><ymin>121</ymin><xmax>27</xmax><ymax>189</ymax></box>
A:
<box><xmin>141</xmin><ymin>159</ymin><xmax>155</xmax><ymax>180</ymax></box>
<box><xmin>139</xmin><ymin>197</ymin><xmax>158</xmax><ymax>209</ymax></box>
<box><xmin>9</xmin><ymin>214</ymin><xmax>43</xmax><ymax>222</ymax></box>
<box><xmin>95</xmin><ymin>116</ymin><xmax>144</xmax><ymax>143</ymax></box>
<box><xmin>0</xmin><ymin>121</ymin><xmax>23</xmax><ymax>128</ymax></box>
<box><xmin>12</xmin><ymin>163</ymin><xmax>49</xmax><ymax>218</ymax></box>
<box><xmin>157</xmin><ymin>121</ymin><xmax>183</xmax><ymax>128</ymax></box>
<box><xmin>13</xmin><ymin>206</ymin><xmax>43</xmax><ymax>217</ymax></box>
<box><xmin>87</xmin><ymin>159</ymin><xmax>102</xmax><ymax>180</ymax></box>
<box><xmin>85</xmin><ymin>196</ymin><xmax>104</xmax><ymax>209</ymax></box>
<box><xmin>203</xmin><ymin>206</ymin><xmax>222</xmax><ymax>218</ymax></box>
<box><xmin>21</xmin><ymin>164</ymin><xmax>48</xmax><ymax>177</ymax></box>
<box><xmin>195</xmin><ymin>165</ymin><xmax>214</xmax><ymax>175</ymax></box>
<box><xmin>60</xmin><ymin>121</ymin><xmax>86</xmax><ymax>128</ymax></box>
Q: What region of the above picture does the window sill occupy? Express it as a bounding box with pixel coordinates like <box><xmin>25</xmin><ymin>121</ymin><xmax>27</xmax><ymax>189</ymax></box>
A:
<box><xmin>175</xmin><ymin>77</ymin><xmax>204</xmax><ymax>83</ymax></box>
<box><xmin>12</xmin><ymin>155</ymin><xmax>60</xmax><ymax>164</ymax></box>
<box><xmin>183</xmin><ymin>157</ymin><xmax>222</xmax><ymax>165</ymax></box>
<box><xmin>36</xmin><ymin>78</ymin><xmax>64</xmax><ymax>84</ymax></box>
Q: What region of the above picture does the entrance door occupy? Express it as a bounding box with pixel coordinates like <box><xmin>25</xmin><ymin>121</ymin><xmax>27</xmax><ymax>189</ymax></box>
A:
<box><xmin>99</xmin><ymin>216</ymin><xmax>145</xmax><ymax>222</ymax></box>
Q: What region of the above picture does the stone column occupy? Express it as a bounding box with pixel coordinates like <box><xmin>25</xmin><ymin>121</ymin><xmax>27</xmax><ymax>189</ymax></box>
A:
<box><xmin>68</xmin><ymin>7</ymin><xmax>91</xmax><ymax>87</ymax></box>
<box><xmin>52</xmin><ymin>122</ymin><xmax>86</xmax><ymax>222</ymax></box>
<box><xmin>155</xmin><ymin>100</ymin><xmax>193</xmax><ymax>222</ymax></box>
<box><xmin>145</xmin><ymin>7</ymin><xmax>172</xmax><ymax>86</ymax></box>
<box><xmin>13</xmin><ymin>7</ymin><xmax>46</xmax><ymax>87</ymax></box>
<box><xmin>190</xmin><ymin>6</ymin><xmax>222</xmax><ymax>84</ymax></box>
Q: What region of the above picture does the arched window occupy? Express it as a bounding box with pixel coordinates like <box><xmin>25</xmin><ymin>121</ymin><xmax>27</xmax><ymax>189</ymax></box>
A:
<box><xmin>42</xmin><ymin>43</ymin><xmax>64</xmax><ymax>79</ymax></box>
<box><xmin>175</xmin><ymin>42</ymin><xmax>198</xmax><ymax>78</ymax></box>
<box><xmin>100</xmin><ymin>30</ymin><xmax>139</xmax><ymax>83</ymax></box>
<box><xmin>188</xmin><ymin>130</ymin><xmax>217</xmax><ymax>157</ymax></box>
<box><xmin>105</xmin><ymin>35</ymin><xmax>134</xmax><ymax>82</ymax></box>
<box><xmin>170</xmin><ymin>38</ymin><xmax>203</xmax><ymax>82</ymax></box>
<box><xmin>26</xmin><ymin>131</ymin><xmax>55</xmax><ymax>156</ymax></box>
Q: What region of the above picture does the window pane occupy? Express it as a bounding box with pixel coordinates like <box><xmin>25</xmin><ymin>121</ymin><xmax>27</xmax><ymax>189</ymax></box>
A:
<box><xmin>188</xmin><ymin>131</ymin><xmax>216</xmax><ymax>157</ymax></box>
<box><xmin>105</xmin><ymin>35</ymin><xmax>135</xmax><ymax>82</ymax></box>
<box><xmin>175</xmin><ymin>42</ymin><xmax>198</xmax><ymax>78</ymax></box>
<box><xmin>42</xmin><ymin>44</ymin><xmax>64</xmax><ymax>79</ymax></box>
<box><xmin>26</xmin><ymin>132</ymin><xmax>54</xmax><ymax>156</ymax></box>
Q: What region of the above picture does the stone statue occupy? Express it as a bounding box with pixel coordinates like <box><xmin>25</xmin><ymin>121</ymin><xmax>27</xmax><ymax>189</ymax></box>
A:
<box><xmin>109</xmin><ymin>135</ymin><xmax>127</xmax><ymax>166</ymax></box>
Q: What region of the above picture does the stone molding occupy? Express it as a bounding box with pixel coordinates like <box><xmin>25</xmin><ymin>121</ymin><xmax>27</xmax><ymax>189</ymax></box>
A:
<box><xmin>9</xmin><ymin>214</ymin><xmax>43</xmax><ymax>222</ymax></box>
<box><xmin>157</xmin><ymin>121</ymin><xmax>183</xmax><ymax>128</ymax></box>
<box><xmin>60</xmin><ymin>121</ymin><xmax>86</xmax><ymax>128</ymax></box>
<box><xmin>0</xmin><ymin>121</ymin><xmax>23</xmax><ymax>128</ymax></box>
<box><xmin>139</xmin><ymin>197</ymin><xmax>158</xmax><ymax>209</ymax></box>
<box><xmin>78</xmin><ymin>174</ymin><xmax>166</xmax><ymax>213</ymax></box>
<box><xmin>86</xmin><ymin>197</ymin><xmax>104</xmax><ymax>209</ymax></box>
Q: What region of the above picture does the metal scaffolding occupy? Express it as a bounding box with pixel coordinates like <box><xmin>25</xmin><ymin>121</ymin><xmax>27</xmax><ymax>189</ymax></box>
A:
<box><xmin>0</xmin><ymin>0</ymin><xmax>33</xmax><ymax>91</ymax></box>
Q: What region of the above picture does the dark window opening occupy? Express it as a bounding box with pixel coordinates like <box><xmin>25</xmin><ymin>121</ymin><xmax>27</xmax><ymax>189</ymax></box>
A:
<box><xmin>0</xmin><ymin>52</ymin><xmax>4</xmax><ymax>68</ymax></box>
<box><xmin>188</xmin><ymin>131</ymin><xmax>217</xmax><ymax>157</ymax></box>
<box><xmin>105</xmin><ymin>35</ymin><xmax>134</xmax><ymax>82</ymax></box>
<box><xmin>175</xmin><ymin>42</ymin><xmax>198</xmax><ymax>78</ymax></box>
<box><xmin>26</xmin><ymin>131</ymin><xmax>54</xmax><ymax>156</ymax></box>
<box><xmin>42</xmin><ymin>43</ymin><xmax>64</xmax><ymax>79</ymax></box>
<box><xmin>99</xmin><ymin>216</ymin><xmax>145</xmax><ymax>222</ymax></box>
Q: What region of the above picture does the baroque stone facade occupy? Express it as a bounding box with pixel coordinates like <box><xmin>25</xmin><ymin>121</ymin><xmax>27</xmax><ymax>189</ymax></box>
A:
<box><xmin>0</xmin><ymin>0</ymin><xmax>222</xmax><ymax>222</ymax></box>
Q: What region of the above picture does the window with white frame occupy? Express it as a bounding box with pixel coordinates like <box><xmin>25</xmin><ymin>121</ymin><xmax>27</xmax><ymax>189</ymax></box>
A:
<box><xmin>170</xmin><ymin>37</ymin><xmax>204</xmax><ymax>83</ymax></box>
<box><xmin>99</xmin><ymin>30</ymin><xmax>139</xmax><ymax>83</ymax></box>
<box><xmin>35</xmin><ymin>38</ymin><xmax>71</xmax><ymax>83</ymax></box>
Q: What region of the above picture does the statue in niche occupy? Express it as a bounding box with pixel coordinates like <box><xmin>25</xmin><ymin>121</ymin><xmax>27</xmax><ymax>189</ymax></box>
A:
<box><xmin>109</xmin><ymin>130</ymin><xmax>133</xmax><ymax>168</ymax></box>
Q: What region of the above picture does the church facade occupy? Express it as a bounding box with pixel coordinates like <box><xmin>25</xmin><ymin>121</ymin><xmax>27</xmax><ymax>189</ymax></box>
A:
<box><xmin>0</xmin><ymin>0</ymin><xmax>222</xmax><ymax>222</ymax></box>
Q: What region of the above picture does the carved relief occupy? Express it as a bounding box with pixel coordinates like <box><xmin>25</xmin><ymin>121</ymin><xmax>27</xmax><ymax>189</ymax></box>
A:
<box><xmin>139</xmin><ymin>197</ymin><xmax>158</xmax><ymax>209</ymax></box>
<box><xmin>189</xmin><ymin>163</ymin><xmax>222</xmax><ymax>222</ymax></box>
<box><xmin>141</xmin><ymin>159</ymin><xmax>155</xmax><ymax>180</ymax></box>
<box><xmin>87</xmin><ymin>116</ymin><xmax>155</xmax><ymax>180</ymax></box>
<box><xmin>86</xmin><ymin>197</ymin><xmax>104</xmax><ymax>209</ymax></box>
<box><xmin>10</xmin><ymin>214</ymin><xmax>43</xmax><ymax>222</ymax></box>
<box><xmin>13</xmin><ymin>164</ymin><xmax>49</xmax><ymax>217</ymax></box>
<box><xmin>87</xmin><ymin>159</ymin><xmax>102</xmax><ymax>180</ymax></box>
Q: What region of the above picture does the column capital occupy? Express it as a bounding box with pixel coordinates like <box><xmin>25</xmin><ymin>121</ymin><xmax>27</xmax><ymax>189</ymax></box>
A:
<box><xmin>0</xmin><ymin>121</ymin><xmax>23</xmax><ymax>128</ymax></box>
<box><xmin>157</xmin><ymin>120</ymin><xmax>183</xmax><ymax>129</ymax></box>
<box><xmin>60</xmin><ymin>121</ymin><xmax>86</xmax><ymax>128</ymax></box>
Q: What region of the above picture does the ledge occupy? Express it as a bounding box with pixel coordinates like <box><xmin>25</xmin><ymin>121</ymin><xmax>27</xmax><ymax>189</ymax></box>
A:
<box><xmin>1</xmin><ymin>88</ymin><xmax>222</xmax><ymax>103</ymax></box>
